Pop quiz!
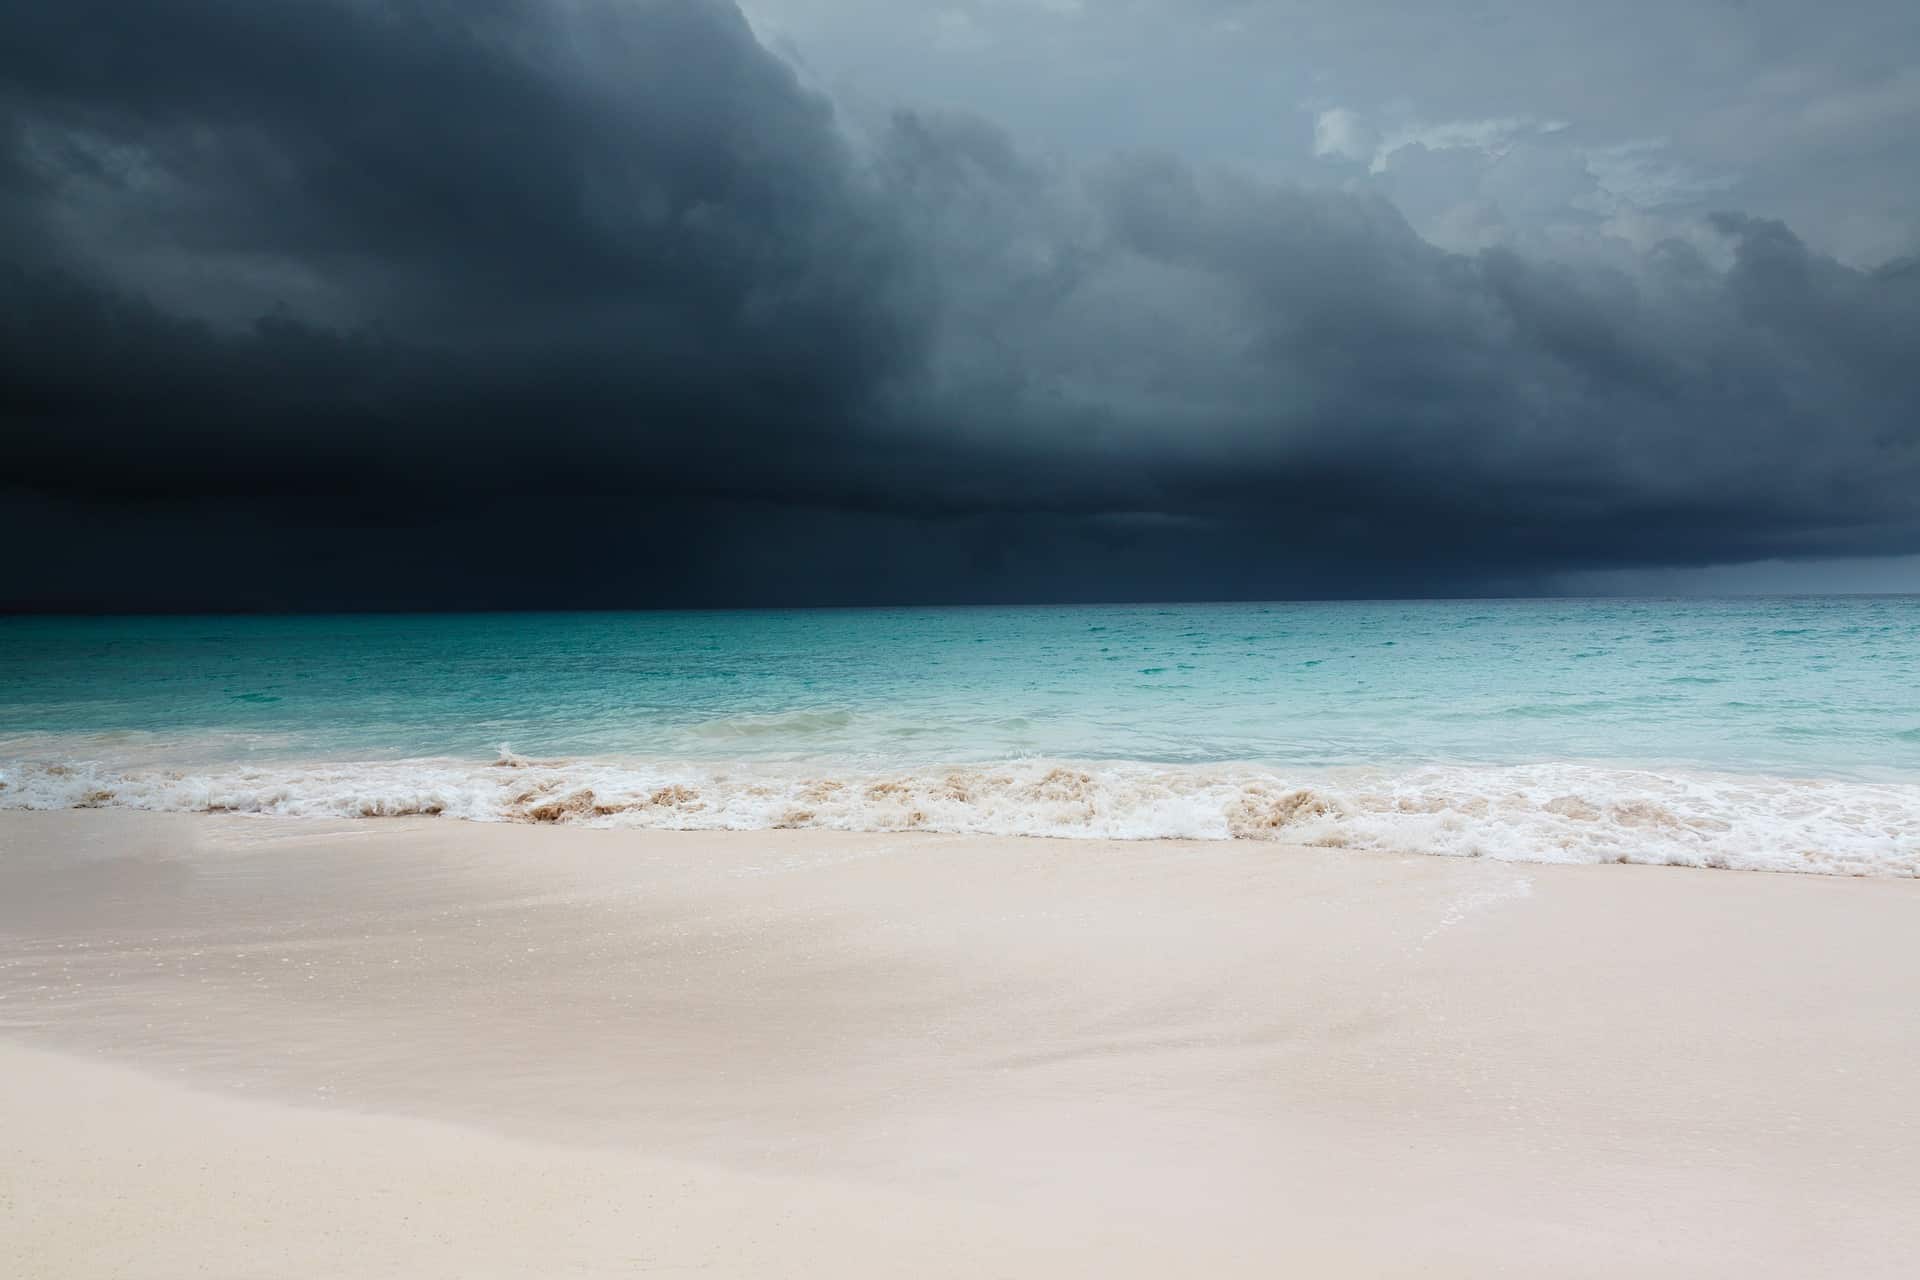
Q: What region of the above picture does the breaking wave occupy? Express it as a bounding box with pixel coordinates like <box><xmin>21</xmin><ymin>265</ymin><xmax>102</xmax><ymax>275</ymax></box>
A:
<box><xmin>2</xmin><ymin>744</ymin><xmax>1915</xmax><ymax>877</ymax></box>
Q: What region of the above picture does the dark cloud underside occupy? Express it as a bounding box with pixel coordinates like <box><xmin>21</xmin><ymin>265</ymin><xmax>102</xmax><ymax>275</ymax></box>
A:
<box><xmin>3</xmin><ymin>0</ymin><xmax>1917</xmax><ymax>609</ymax></box>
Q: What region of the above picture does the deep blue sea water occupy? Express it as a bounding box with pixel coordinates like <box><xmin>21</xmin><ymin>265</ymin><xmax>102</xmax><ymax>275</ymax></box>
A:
<box><xmin>4</xmin><ymin>599</ymin><xmax>1917</xmax><ymax>873</ymax></box>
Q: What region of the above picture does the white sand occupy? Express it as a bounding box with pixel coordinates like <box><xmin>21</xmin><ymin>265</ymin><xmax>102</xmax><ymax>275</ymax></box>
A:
<box><xmin>3</xmin><ymin>810</ymin><xmax>1917</xmax><ymax>1276</ymax></box>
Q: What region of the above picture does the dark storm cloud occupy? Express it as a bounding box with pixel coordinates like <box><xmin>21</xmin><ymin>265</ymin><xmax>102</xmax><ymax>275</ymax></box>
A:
<box><xmin>2</xmin><ymin>0</ymin><xmax>1917</xmax><ymax>609</ymax></box>
<box><xmin>3</xmin><ymin>1</ymin><xmax>917</xmax><ymax>490</ymax></box>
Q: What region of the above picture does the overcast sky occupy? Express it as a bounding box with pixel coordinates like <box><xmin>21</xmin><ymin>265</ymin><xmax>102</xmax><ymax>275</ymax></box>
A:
<box><xmin>3</xmin><ymin>0</ymin><xmax>1917</xmax><ymax>609</ymax></box>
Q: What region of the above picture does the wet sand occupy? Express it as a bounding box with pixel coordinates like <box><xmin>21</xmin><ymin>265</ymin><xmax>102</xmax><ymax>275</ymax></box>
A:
<box><xmin>3</xmin><ymin>810</ymin><xmax>1917</xmax><ymax>1276</ymax></box>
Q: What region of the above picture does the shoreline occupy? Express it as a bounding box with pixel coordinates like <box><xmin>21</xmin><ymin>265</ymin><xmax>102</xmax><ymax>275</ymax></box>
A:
<box><xmin>5</xmin><ymin>810</ymin><xmax>1919</xmax><ymax>1275</ymax></box>
<box><xmin>5</xmin><ymin>751</ymin><xmax>1915</xmax><ymax>876</ymax></box>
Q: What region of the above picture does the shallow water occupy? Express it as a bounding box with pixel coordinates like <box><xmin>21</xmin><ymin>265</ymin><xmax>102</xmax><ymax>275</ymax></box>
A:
<box><xmin>4</xmin><ymin>599</ymin><xmax>1918</xmax><ymax>873</ymax></box>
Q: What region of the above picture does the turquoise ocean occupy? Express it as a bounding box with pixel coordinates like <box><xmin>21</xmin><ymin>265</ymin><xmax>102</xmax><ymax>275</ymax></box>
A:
<box><xmin>3</xmin><ymin>599</ymin><xmax>1917</xmax><ymax>874</ymax></box>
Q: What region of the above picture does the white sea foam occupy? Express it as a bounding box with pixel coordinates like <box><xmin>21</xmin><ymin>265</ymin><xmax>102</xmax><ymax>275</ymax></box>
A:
<box><xmin>3</xmin><ymin>743</ymin><xmax>1914</xmax><ymax>877</ymax></box>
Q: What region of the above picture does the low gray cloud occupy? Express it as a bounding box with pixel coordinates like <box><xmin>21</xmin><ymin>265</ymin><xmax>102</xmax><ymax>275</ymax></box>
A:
<box><xmin>2</xmin><ymin>0</ymin><xmax>1917</xmax><ymax>608</ymax></box>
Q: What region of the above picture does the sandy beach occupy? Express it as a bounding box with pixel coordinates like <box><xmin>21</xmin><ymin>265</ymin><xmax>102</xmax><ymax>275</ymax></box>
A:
<box><xmin>3</xmin><ymin>810</ymin><xmax>1917</xmax><ymax>1277</ymax></box>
